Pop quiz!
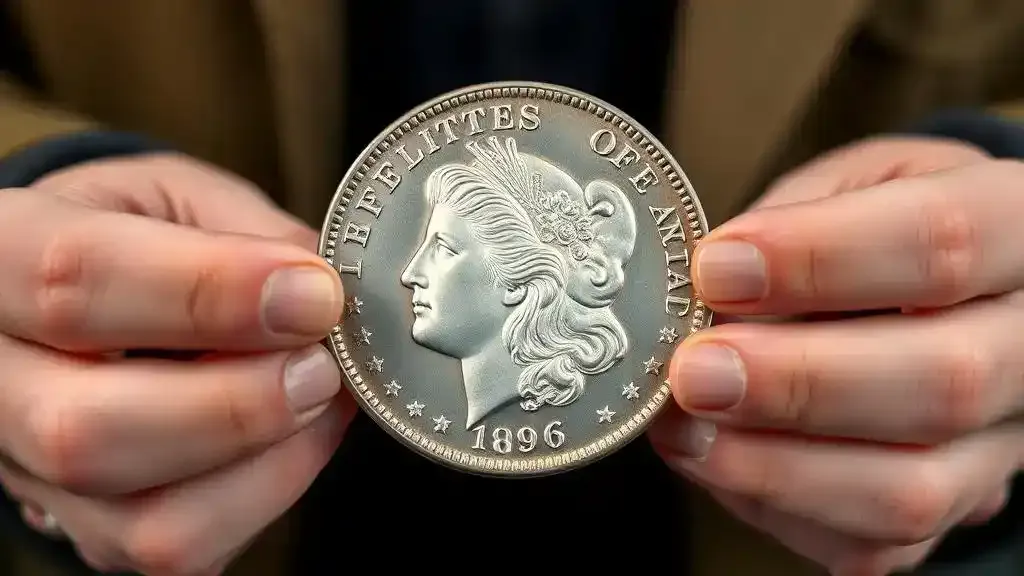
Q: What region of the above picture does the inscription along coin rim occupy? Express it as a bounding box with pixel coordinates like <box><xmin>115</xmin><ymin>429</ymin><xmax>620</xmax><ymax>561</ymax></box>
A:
<box><xmin>317</xmin><ymin>80</ymin><xmax>713</xmax><ymax>478</ymax></box>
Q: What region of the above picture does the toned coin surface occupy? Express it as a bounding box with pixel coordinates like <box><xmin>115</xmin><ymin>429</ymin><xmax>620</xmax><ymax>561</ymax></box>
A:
<box><xmin>318</xmin><ymin>82</ymin><xmax>711</xmax><ymax>477</ymax></box>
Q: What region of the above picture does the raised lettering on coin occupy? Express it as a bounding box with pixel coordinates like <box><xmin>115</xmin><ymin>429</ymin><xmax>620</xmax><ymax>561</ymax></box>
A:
<box><xmin>319</xmin><ymin>82</ymin><xmax>711</xmax><ymax>477</ymax></box>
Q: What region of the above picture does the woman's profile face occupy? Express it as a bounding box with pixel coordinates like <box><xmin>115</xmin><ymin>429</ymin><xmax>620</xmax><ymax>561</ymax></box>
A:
<box><xmin>400</xmin><ymin>204</ymin><xmax>510</xmax><ymax>358</ymax></box>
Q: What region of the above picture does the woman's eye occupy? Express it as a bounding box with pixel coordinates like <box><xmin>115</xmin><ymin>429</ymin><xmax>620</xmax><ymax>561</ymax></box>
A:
<box><xmin>435</xmin><ymin>243</ymin><xmax>456</xmax><ymax>257</ymax></box>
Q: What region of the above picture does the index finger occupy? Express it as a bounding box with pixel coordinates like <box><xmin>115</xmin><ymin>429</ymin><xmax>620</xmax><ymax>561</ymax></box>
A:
<box><xmin>668</xmin><ymin>293</ymin><xmax>1024</xmax><ymax>445</ymax></box>
<box><xmin>693</xmin><ymin>160</ymin><xmax>1024</xmax><ymax>315</ymax></box>
<box><xmin>0</xmin><ymin>192</ymin><xmax>342</xmax><ymax>352</ymax></box>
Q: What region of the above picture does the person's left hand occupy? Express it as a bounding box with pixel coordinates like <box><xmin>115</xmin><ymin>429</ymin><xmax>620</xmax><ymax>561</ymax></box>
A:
<box><xmin>649</xmin><ymin>137</ymin><xmax>1024</xmax><ymax>575</ymax></box>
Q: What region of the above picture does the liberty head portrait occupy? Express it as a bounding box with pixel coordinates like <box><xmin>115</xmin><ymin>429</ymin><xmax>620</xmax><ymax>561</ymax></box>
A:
<box><xmin>400</xmin><ymin>136</ymin><xmax>639</xmax><ymax>429</ymax></box>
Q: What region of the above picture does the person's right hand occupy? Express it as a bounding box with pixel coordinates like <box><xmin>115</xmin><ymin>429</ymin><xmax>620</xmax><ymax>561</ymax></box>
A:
<box><xmin>0</xmin><ymin>151</ymin><xmax>355</xmax><ymax>575</ymax></box>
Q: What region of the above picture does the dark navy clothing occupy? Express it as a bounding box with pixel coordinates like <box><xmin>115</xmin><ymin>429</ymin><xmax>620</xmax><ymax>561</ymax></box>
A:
<box><xmin>341</xmin><ymin>0</ymin><xmax>679</xmax><ymax>161</ymax></box>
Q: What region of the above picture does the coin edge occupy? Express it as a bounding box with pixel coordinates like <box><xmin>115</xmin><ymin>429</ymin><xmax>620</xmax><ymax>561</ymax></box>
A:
<box><xmin>317</xmin><ymin>80</ymin><xmax>714</xmax><ymax>478</ymax></box>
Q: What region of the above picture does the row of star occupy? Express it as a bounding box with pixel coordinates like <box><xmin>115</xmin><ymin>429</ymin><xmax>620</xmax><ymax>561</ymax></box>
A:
<box><xmin>362</xmin><ymin>354</ymin><xmax>665</xmax><ymax>435</ymax></box>
<box><xmin>342</xmin><ymin>292</ymin><xmax>680</xmax><ymax>433</ymax></box>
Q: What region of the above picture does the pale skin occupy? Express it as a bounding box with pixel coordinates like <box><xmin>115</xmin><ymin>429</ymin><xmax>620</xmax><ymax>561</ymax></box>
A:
<box><xmin>1</xmin><ymin>138</ymin><xmax>1021</xmax><ymax>576</ymax></box>
<box><xmin>0</xmin><ymin>153</ymin><xmax>352</xmax><ymax>574</ymax></box>
<box><xmin>649</xmin><ymin>137</ymin><xmax>1024</xmax><ymax>575</ymax></box>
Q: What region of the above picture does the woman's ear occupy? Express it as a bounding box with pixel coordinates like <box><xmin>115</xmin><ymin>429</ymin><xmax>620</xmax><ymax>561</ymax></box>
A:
<box><xmin>503</xmin><ymin>285</ymin><xmax>526</xmax><ymax>306</ymax></box>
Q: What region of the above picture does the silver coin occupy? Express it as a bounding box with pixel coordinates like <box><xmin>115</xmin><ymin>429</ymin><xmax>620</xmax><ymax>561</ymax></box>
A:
<box><xmin>318</xmin><ymin>81</ymin><xmax>712</xmax><ymax>477</ymax></box>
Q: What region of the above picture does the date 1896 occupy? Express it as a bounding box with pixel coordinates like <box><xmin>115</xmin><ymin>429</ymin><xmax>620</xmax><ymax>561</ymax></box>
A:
<box><xmin>319</xmin><ymin>82</ymin><xmax>711</xmax><ymax>477</ymax></box>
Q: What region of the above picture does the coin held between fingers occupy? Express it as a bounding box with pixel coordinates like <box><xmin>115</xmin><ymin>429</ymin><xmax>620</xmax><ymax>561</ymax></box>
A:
<box><xmin>261</xmin><ymin>267</ymin><xmax>342</xmax><ymax>337</ymax></box>
<box><xmin>316</xmin><ymin>82</ymin><xmax>714</xmax><ymax>476</ymax></box>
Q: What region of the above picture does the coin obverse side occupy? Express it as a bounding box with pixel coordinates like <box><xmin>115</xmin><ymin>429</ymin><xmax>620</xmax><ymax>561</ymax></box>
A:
<box><xmin>318</xmin><ymin>82</ymin><xmax>712</xmax><ymax>477</ymax></box>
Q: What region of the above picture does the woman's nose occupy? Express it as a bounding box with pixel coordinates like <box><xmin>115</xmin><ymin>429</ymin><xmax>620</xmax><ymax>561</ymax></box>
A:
<box><xmin>401</xmin><ymin>247</ymin><xmax>427</xmax><ymax>287</ymax></box>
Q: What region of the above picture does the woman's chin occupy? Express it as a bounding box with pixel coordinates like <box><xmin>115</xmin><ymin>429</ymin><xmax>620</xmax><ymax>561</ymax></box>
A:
<box><xmin>410</xmin><ymin>323</ymin><xmax>440</xmax><ymax>349</ymax></box>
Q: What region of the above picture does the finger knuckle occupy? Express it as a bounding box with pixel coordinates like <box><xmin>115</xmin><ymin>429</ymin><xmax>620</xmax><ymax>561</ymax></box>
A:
<box><xmin>213</xmin><ymin>369</ymin><xmax>289</xmax><ymax>446</ymax></box>
<box><xmin>929</xmin><ymin>347</ymin><xmax>994</xmax><ymax>437</ymax></box>
<box><xmin>790</xmin><ymin>242</ymin><xmax>829</xmax><ymax>302</ymax></box>
<box><xmin>31</xmin><ymin>230</ymin><xmax>92</xmax><ymax>349</ymax></box>
<box><xmin>23</xmin><ymin>398</ymin><xmax>94</xmax><ymax>489</ymax></box>
<box><xmin>883</xmin><ymin>462</ymin><xmax>956</xmax><ymax>543</ymax></box>
<box><xmin>915</xmin><ymin>194</ymin><xmax>980</xmax><ymax>306</ymax></box>
<box><xmin>183</xmin><ymin>265</ymin><xmax>229</xmax><ymax>338</ymax></box>
<box><xmin>769</xmin><ymin>345</ymin><xmax>819</xmax><ymax>426</ymax></box>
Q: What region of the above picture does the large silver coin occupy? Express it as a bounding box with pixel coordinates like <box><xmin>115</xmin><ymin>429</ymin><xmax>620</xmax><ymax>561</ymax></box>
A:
<box><xmin>318</xmin><ymin>82</ymin><xmax>711</xmax><ymax>477</ymax></box>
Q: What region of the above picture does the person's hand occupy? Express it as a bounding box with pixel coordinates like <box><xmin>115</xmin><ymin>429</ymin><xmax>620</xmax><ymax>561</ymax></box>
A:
<box><xmin>0</xmin><ymin>152</ymin><xmax>354</xmax><ymax>574</ymax></box>
<box><xmin>649</xmin><ymin>137</ymin><xmax>1024</xmax><ymax>575</ymax></box>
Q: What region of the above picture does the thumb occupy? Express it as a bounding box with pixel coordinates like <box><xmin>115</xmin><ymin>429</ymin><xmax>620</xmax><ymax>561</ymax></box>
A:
<box><xmin>749</xmin><ymin>136</ymin><xmax>991</xmax><ymax>212</ymax></box>
<box><xmin>32</xmin><ymin>152</ymin><xmax>319</xmax><ymax>251</ymax></box>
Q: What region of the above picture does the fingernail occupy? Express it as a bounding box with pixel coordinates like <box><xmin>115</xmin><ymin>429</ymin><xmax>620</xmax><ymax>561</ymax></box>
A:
<box><xmin>284</xmin><ymin>346</ymin><xmax>341</xmax><ymax>415</ymax></box>
<box><xmin>682</xmin><ymin>419</ymin><xmax>718</xmax><ymax>461</ymax></box>
<box><xmin>696</xmin><ymin>240</ymin><xmax>767</xmax><ymax>302</ymax></box>
<box><xmin>262</xmin><ymin>267</ymin><xmax>341</xmax><ymax>336</ymax></box>
<box><xmin>673</xmin><ymin>344</ymin><xmax>746</xmax><ymax>411</ymax></box>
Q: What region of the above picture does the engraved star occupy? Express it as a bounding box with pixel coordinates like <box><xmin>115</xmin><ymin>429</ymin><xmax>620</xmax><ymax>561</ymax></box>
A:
<box><xmin>643</xmin><ymin>356</ymin><xmax>663</xmax><ymax>375</ymax></box>
<box><xmin>353</xmin><ymin>326</ymin><xmax>372</xmax><ymax>346</ymax></box>
<box><xmin>406</xmin><ymin>400</ymin><xmax>425</xmax><ymax>417</ymax></box>
<box><xmin>383</xmin><ymin>379</ymin><xmax>402</xmax><ymax>397</ymax></box>
<box><xmin>365</xmin><ymin>356</ymin><xmax>383</xmax><ymax>373</ymax></box>
<box><xmin>345</xmin><ymin>296</ymin><xmax>364</xmax><ymax>316</ymax></box>
<box><xmin>432</xmin><ymin>415</ymin><xmax>452</xmax><ymax>434</ymax></box>
<box><xmin>621</xmin><ymin>382</ymin><xmax>640</xmax><ymax>401</ymax></box>
<box><xmin>658</xmin><ymin>326</ymin><xmax>679</xmax><ymax>344</ymax></box>
<box><xmin>596</xmin><ymin>405</ymin><xmax>615</xmax><ymax>424</ymax></box>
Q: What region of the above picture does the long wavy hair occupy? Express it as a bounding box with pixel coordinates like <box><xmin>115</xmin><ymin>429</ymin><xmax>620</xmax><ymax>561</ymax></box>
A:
<box><xmin>423</xmin><ymin>139</ymin><xmax>630</xmax><ymax>411</ymax></box>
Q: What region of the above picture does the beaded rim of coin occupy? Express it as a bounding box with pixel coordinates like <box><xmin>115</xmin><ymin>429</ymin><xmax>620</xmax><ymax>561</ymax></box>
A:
<box><xmin>318</xmin><ymin>81</ymin><xmax>712</xmax><ymax>477</ymax></box>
